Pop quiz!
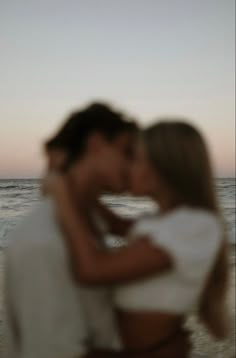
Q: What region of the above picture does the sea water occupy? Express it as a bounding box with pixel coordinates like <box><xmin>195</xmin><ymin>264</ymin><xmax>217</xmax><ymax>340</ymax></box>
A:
<box><xmin>0</xmin><ymin>178</ymin><xmax>235</xmax><ymax>248</ymax></box>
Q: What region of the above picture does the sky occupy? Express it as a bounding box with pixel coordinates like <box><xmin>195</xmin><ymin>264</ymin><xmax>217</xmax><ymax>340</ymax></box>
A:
<box><xmin>0</xmin><ymin>0</ymin><xmax>235</xmax><ymax>178</ymax></box>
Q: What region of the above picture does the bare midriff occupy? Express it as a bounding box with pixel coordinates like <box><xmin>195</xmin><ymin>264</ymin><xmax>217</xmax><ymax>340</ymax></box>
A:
<box><xmin>116</xmin><ymin>309</ymin><xmax>185</xmax><ymax>350</ymax></box>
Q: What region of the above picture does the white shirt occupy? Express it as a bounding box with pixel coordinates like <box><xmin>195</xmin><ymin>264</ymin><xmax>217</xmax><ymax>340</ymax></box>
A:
<box><xmin>114</xmin><ymin>207</ymin><xmax>221</xmax><ymax>313</ymax></box>
<box><xmin>3</xmin><ymin>200</ymin><xmax>121</xmax><ymax>358</ymax></box>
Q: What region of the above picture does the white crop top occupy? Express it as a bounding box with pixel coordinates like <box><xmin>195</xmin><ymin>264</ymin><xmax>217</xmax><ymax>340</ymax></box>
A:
<box><xmin>113</xmin><ymin>207</ymin><xmax>221</xmax><ymax>314</ymax></box>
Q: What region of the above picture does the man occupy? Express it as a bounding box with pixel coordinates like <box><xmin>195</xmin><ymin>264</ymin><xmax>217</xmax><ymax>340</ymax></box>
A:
<box><xmin>4</xmin><ymin>103</ymin><xmax>189</xmax><ymax>358</ymax></box>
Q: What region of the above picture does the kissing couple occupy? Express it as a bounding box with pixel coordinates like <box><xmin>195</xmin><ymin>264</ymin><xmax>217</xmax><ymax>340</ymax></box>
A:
<box><xmin>4</xmin><ymin>102</ymin><xmax>229</xmax><ymax>358</ymax></box>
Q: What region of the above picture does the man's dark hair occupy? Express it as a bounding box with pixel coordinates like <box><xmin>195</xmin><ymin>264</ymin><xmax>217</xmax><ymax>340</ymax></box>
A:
<box><xmin>45</xmin><ymin>102</ymin><xmax>138</xmax><ymax>169</ymax></box>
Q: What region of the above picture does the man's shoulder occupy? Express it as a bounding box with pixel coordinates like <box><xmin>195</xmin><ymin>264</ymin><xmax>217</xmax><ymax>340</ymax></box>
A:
<box><xmin>6</xmin><ymin>199</ymin><xmax>60</xmax><ymax>252</ymax></box>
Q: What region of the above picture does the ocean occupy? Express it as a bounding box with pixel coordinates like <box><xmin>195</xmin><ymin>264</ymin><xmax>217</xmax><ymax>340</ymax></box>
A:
<box><xmin>0</xmin><ymin>178</ymin><xmax>235</xmax><ymax>248</ymax></box>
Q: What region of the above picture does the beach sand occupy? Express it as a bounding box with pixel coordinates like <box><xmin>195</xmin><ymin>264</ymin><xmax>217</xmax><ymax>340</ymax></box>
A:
<box><xmin>0</xmin><ymin>249</ymin><xmax>235</xmax><ymax>357</ymax></box>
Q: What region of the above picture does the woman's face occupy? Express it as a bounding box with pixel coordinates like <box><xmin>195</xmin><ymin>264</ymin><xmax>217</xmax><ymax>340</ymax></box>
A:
<box><xmin>129</xmin><ymin>140</ymin><xmax>160</xmax><ymax>197</ymax></box>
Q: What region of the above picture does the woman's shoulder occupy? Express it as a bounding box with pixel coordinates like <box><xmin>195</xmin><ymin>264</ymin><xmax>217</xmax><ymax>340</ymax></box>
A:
<box><xmin>134</xmin><ymin>206</ymin><xmax>219</xmax><ymax>229</ymax></box>
<box><xmin>131</xmin><ymin>206</ymin><xmax>221</xmax><ymax>246</ymax></box>
<box><xmin>130</xmin><ymin>207</ymin><xmax>222</xmax><ymax>273</ymax></box>
<box><xmin>166</xmin><ymin>207</ymin><xmax>220</xmax><ymax>233</ymax></box>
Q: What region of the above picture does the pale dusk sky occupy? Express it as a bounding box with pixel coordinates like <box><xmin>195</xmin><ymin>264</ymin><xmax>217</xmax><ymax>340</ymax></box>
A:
<box><xmin>0</xmin><ymin>0</ymin><xmax>235</xmax><ymax>178</ymax></box>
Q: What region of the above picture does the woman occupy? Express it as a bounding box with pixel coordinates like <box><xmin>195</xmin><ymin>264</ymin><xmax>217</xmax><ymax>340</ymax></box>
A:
<box><xmin>47</xmin><ymin>120</ymin><xmax>229</xmax><ymax>357</ymax></box>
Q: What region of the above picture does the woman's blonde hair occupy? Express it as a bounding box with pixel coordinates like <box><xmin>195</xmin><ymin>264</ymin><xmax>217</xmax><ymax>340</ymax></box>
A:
<box><xmin>144</xmin><ymin>120</ymin><xmax>229</xmax><ymax>339</ymax></box>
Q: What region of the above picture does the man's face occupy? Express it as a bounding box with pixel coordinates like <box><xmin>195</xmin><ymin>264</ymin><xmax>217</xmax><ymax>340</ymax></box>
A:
<box><xmin>107</xmin><ymin>132</ymin><xmax>137</xmax><ymax>192</ymax></box>
<box><xmin>87</xmin><ymin>131</ymin><xmax>137</xmax><ymax>193</ymax></box>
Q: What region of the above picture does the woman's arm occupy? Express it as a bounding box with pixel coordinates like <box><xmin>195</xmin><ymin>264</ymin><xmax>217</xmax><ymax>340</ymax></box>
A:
<box><xmin>51</xmin><ymin>177</ymin><xmax>172</xmax><ymax>285</ymax></box>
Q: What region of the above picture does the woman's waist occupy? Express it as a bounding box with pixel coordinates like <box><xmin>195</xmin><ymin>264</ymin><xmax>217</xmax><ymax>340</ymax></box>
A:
<box><xmin>116</xmin><ymin>309</ymin><xmax>184</xmax><ymax>350</ymax></box>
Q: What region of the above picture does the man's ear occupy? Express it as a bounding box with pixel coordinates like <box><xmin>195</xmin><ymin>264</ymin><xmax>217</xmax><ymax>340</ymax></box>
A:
<box><xmin>47</xmin><ymin>149</ymin><xmax>67</xmax><ymax>171</ymax></box>
<box><xmin>86</xmin><ymin>133</ymin><xmax>107</xmax><ymax>154</ymax></box>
